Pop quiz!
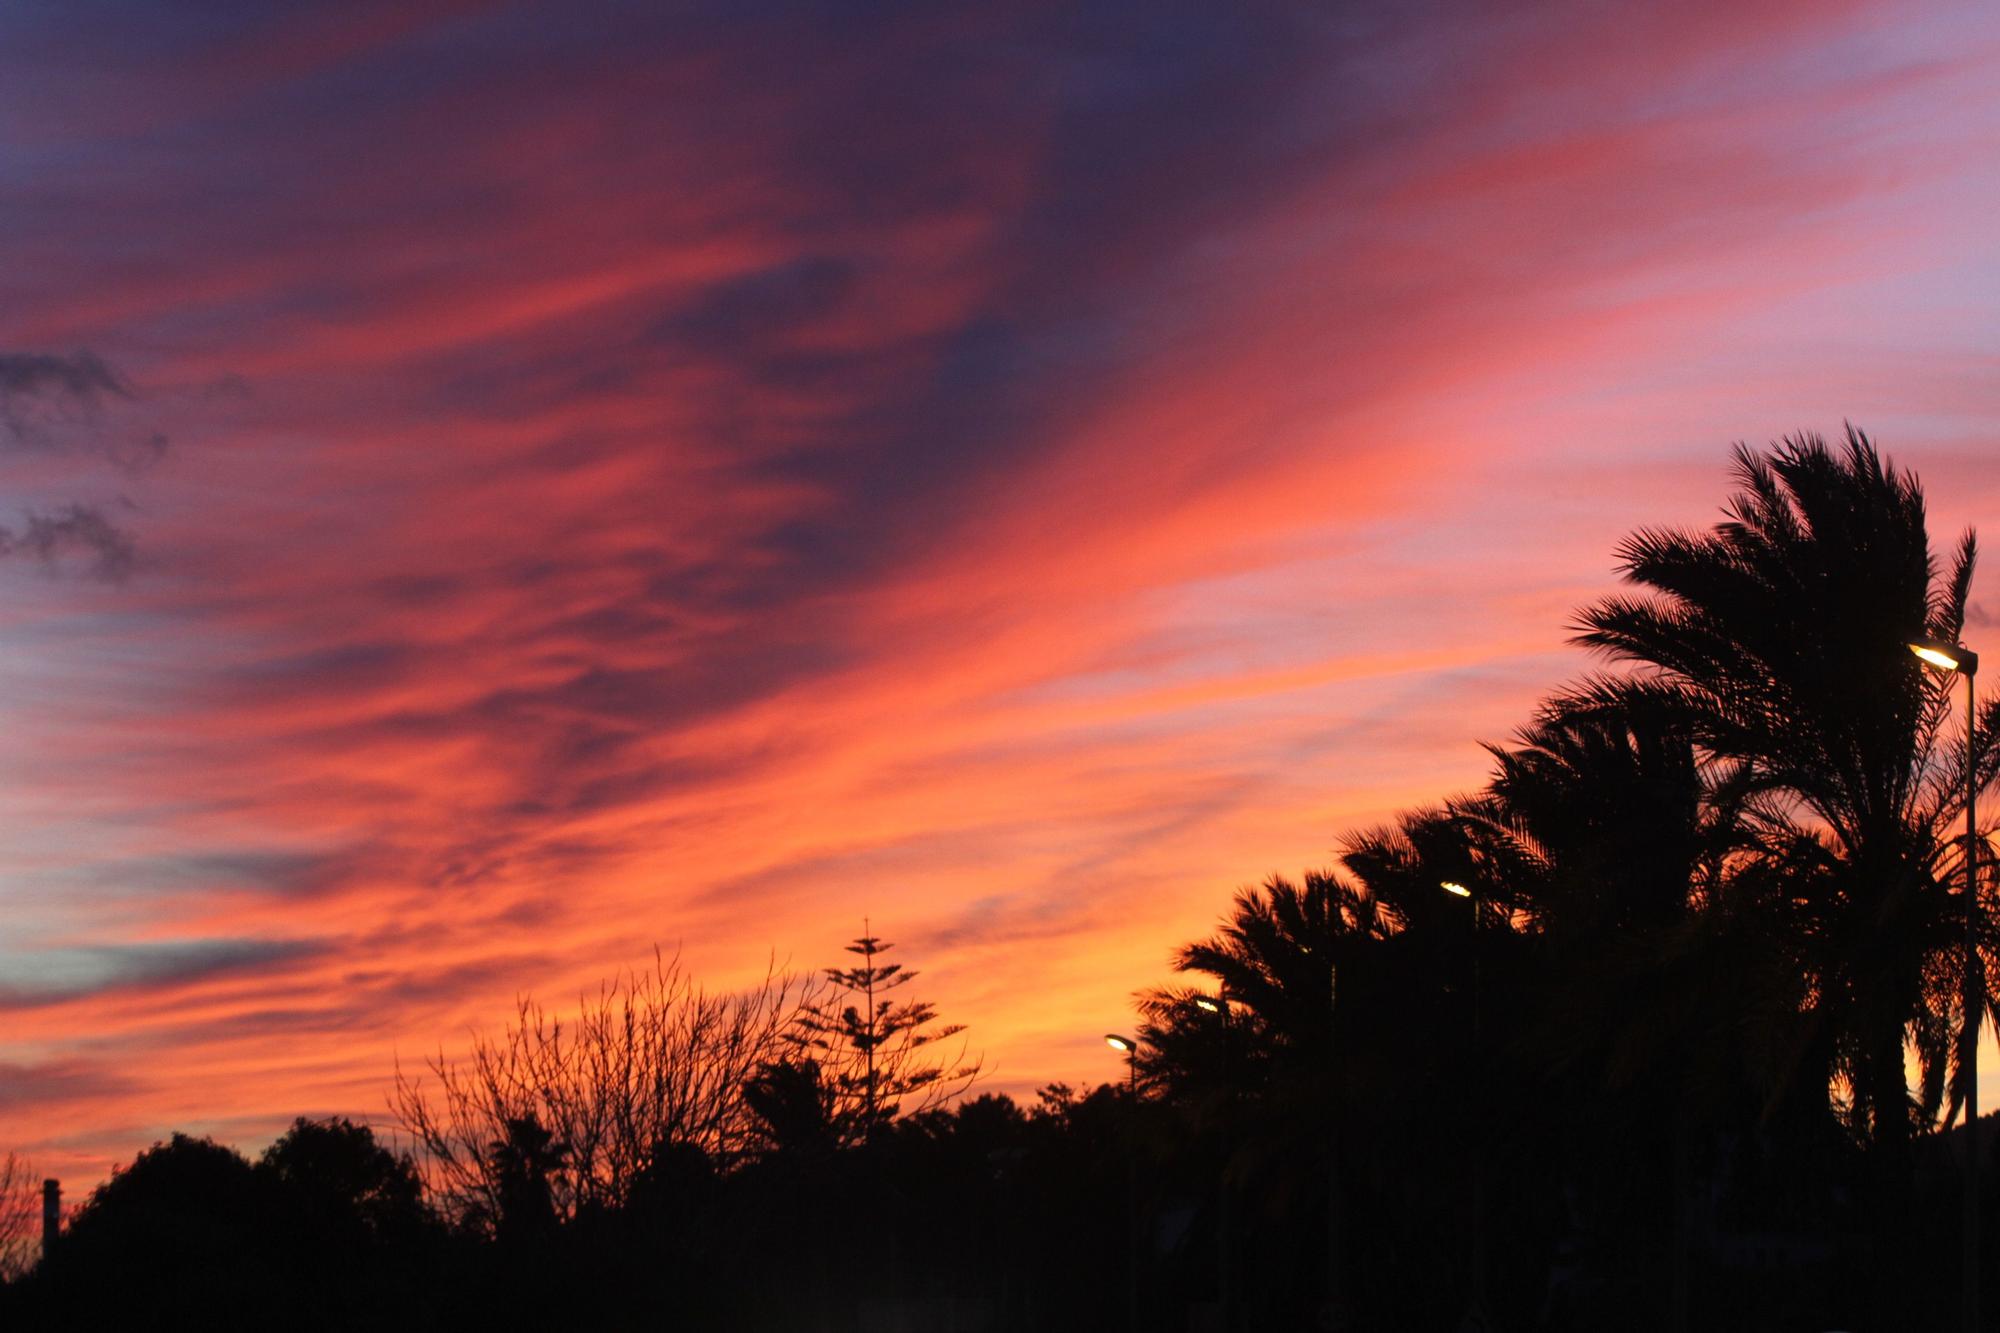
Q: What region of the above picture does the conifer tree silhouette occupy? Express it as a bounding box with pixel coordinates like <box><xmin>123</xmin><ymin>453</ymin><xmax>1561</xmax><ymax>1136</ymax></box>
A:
<box><xmin>793</xmin><ymin>922</ymin><xmax>979</xmax><ymax>1142</ymax></box>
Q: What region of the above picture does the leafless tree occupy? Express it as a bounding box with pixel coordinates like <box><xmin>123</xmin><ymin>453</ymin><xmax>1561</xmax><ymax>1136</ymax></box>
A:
<box><xmin>0</xmin><ymin>1152</ymin><xmax>41</xmax><ymax>1280</ymax></box>
<box><xmin>390</xmin><ymin>951</ymin><xmax>817</xmax><ymax>1228</ymax></box>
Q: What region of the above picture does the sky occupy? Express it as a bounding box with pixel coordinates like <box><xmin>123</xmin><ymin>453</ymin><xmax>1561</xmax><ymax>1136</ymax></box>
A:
<box><xmin>3</xmin><ymin>0</ymin><xmax>2000</xmax><ymax>1184</ymax></box>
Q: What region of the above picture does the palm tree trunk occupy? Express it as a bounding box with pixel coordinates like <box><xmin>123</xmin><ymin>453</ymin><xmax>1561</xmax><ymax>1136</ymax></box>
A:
<box><xmin>1865</xmin><ymin>1014</ymin><xmax>1915</xmax><ymax>1326</ymax></box>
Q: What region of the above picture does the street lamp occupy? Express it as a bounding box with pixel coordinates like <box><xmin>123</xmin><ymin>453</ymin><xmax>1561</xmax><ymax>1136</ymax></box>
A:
<box><xmin>1909</xmin><ymin>634</ymin><xmax>1982</xmax><ymax>1333</ymax></box>
<box><xmin>1105</xmin><ymin>1034</ymin><xmax>1139</xmax><ymax>1092</ymax></box>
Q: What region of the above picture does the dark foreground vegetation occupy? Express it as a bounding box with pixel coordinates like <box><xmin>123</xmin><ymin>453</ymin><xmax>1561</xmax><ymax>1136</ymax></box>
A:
<box><xmin>4</xmin><ymin>433</ymin><xmax>1998</xmax><ymax>1331</ymax></box>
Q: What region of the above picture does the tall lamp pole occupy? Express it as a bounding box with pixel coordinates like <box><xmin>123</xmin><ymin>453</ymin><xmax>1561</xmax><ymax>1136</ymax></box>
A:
<box><xmin>1323</xmin><ymin>953</ymin><xmax>1347</xmax><ymax>1331</ymax></box>
<box><xmin>1910</xmin><ymin>636</ymin><xmax>1982</xmax><ymax>1333</ymax></box>
<box><xmin>1106</xmin><ymin>1034</ymin><xmax>1142</xmax><ymax>1333</ymax></box>
<box><xmin>1442</xmin><ymin>880</ymin><xmax>1492</xmax><ymax>1332</ymax></box>
<box><xmin>1194</xmin><ymin>995</ymin><xmax>1236</xmax><ymax>1331</ymax></box>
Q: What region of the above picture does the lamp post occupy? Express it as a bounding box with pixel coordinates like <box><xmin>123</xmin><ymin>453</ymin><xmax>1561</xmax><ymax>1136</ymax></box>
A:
<box><xmin>1319</xmin><ymin>948</ymin><xmax>1347</xmax><ymax>1332</ymax></box>
<box><xmin>1441</xmin><ymin>880</ymin><xmax>1479</xmax><ymax>1044</ymax></box>
<box><xmin>1441</xmin><ymin>879</ymin><xmax>1492</xmax><ymax>1332</ymax></box>
<box><xmin>1105</xmin><ymin>1033</ymin><xmax>1139</xmax><ymax>1093</ymax></box>
<box><xmin>1106</xmin><ymin>1034</ymin><xmax>1141</xmax><ymax>1333</ymax></box>
<box><xmin>1909</xmin><ymin>635</ymin><xmax>1982</xmax><ymax>1333</ymax></box>
<box><xmin>1191</xmin><ymin>995</ymin><xmax>1236</xmax><ymax>1332</ymax></box>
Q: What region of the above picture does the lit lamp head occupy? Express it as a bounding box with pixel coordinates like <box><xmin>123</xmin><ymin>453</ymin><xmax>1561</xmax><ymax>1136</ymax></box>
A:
<box><xmin>1192</xmin><ymin>996</ymin><xmax>1224</xmax><ymax>1015</ymax></box>
<box><xmin>1909</xmin><ymin>637</ymin><xmax>1978</xmax><ymax>675</ymax></box>
<box><xmin>1440</xmin><ymin>880</ymin><xmax>1472</xmax><ymax>898</ymax></box>
<box><xmin>1104</xmin><ymin>1034</ymin><xmax>1137</xmax><ymax>1054</ymax></box>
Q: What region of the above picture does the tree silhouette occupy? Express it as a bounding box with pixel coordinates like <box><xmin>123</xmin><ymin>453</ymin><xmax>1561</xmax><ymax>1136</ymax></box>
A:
<box><xmin>0</xmin><ymin>1152</ymin><xmax>39</xmax><ymax>1281</ymax></box>
<box><xmin>390</xmin><ymin>950</ymin><xmax>813</xmax><ymax>1226</ymax></box>
<box><xmin>1138</xmin><ymin>871</ymin><xmax>1397</xmax><ymax>1326</ymax></box>
<box><xmin>487</xmin><ymin>1114</ymin><xmax>567</xmax><ymax>1241</ymax></box>
<box><xmin>253</xmin><ymin>1119</ymin><xmax>438</xmax><ymax>1326</ymax></box>
<box><xmin>793</xmin><ymin>925</ymin><xmax>980</xmax><ymax>1143</ymax></box>
<box><xmin>1571</xmin><ymin>431</ymin><xmax>1999</xmax><ymax>1155</ymax></box>
<box><xmin>1449</xmin><ymin>697</ymin><xmax>1780</xmax><ymax>1127</ymax></box>
<box><xmin>1558</xmin><ymin>431</ymin><xmax>2000</xmax><ymax>1325</ymax></box>
<box><xmin>1450</xmin><ymin>701</ymin><xmax>1778</xmax><ymax>1328</ymax></box>
<box><xmin>1138</xmin><ymin>871</ymin><xmax>1386</xmax><ymax>1106</ymax></box>
<box><xmin>33</xmin><ymin>1134</ymin><xmax>292</xmax><ymax>1327</ymax></box>
<box><xmin>744</xmin><ymin>1057</ymin><xmax>843</xmax><ymax>1158</ymax></box>
<box><xmin>259</xmin><ymin>1117</ymin><xmax>429</xmax><ymax>1240</ymax></box>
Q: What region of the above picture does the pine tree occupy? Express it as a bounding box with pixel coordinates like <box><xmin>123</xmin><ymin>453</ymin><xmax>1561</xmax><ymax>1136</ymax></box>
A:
<box><xmin>792</xmin><ymin>923</ymin><xmax>979</xmax><ymax>1142</ymax></box>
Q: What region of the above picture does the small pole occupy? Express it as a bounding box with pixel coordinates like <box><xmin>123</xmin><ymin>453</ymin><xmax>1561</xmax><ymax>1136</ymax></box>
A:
<box><xmin>1218</xmin><ymin>997</ymin><xmax>1233</xmax><ymax>1332</ymax></box>
<box><xmin>1470</xmin><ymin>894</ymin><xmax>1488</xmax><ymax>1326</ymax></box>
<box><xmin>41</xmin><ymin>1178</ymin><xmax>60</xmax><ymax>1257</ymax></box>
<box><xmin>1127</xmin><ymin>1047</ymin><xmax>1139</xmax><ymax>1333</ymax></box>
<box><xmin>1106</xmin><ymin>1035</ymin><xmax>1141</xmax><ymax>1333</ymax></box>
<box><xmin>1325</xmin><ymin>959</ymin><xmax>1347</xmax><ymax>1330</ymax></box>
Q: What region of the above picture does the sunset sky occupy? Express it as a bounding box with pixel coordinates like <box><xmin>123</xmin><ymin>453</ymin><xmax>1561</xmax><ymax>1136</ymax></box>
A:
<box><xmin>5</xmin><ymin>0</ymin><xmax>2000</xmax><ymax>1184</ymax></box>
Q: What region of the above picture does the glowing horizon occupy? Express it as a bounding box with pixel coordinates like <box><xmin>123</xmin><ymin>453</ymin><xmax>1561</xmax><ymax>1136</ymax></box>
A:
<box><xmin>3</xmin><ymin>0</ymin><xmax>2000</xmax><ymax>1186</ymax></box>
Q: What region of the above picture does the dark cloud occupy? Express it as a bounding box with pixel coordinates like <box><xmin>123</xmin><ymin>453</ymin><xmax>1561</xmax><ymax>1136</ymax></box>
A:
<box><xmin>106</xmin><ymin>430</ymin><xmax>171</xmax><ymax>473</ymax></box>
<box><xmin>647</xmin><ymin>256</ymin><xmax>858</xmax><ymax>359</ymax></box>
<box><xmin>0</xmin><ymin>351</ymin><xmax>126</xmax><ymax>425</ymax></box>
<box><xmin>0</xmin><ymin>351</ymin><xmax>163</xmax><ymax>580</ymax></box>
<box><xmin>683</xmin><ymin>5</ymin><xmax>1393</xmax><ymax>587</ymax></box>
<box><xmin>0</xmin><ymin>1059</ymin><xmax>135</xmax><ymax>1112</ymax></box>
<box><xmin>143</xmin><ymin>1005</ymin><xmax>373</xmax><ymax>1048</ymax></box>
<box><xmin>223</xmin><ymin>640</ymin><xmax>418</xmax><ymax>701</ymax></box>
<box><xmin>146</xmin><ymin>849</ymin><xmax>365</xmax><ymax>898</ymax></box>
<box><xmin>0</xmin><ymin>503</ymin><xmax>135</xmax><ymax>581</ymax></box>
<box><xmin>0</xmin><ymin>937</ymin><xmax>327</xmax><ymax>1010</ymax></box>
<box><xmin>389</xmin><ymin>3</ymin><xmax>1410</xmax><ymax>608</ymax></box>
<box><xmin>343</xmin><ymin>950</ymin><xmax>558</xmax><ymax>1014</ymax></box>
<box><xmin>17</xmin><ymin>847</ymin><xmax>374</xmax><ymax>908</ymax></box>
<box><xmin>365</xmin><ymin>572</ymin><xmax>468</xmax><ymax>608</ymax></box>
<box><xmin>0</xmin><ymin>350</ymin><xmax>167</xmax><ymax>470</ymax></box>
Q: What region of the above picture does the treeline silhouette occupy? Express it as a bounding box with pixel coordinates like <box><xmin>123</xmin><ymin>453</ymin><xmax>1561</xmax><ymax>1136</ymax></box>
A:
<box><xmin>3</xmin><ymin>432</ymin><xmax>1997</xmax><ymax>1331</ymax></box>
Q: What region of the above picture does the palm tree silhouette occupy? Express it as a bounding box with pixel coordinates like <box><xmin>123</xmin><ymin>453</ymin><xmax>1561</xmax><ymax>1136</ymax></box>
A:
<box><xmin>1452</xmin><ymin>698</ymin><xmax>1770</xmax><ymax>1112</ymax></box>
<box><xmin>1562</xmin><ymin>431</ymin><xmax>2000</xmax><ymax>1325</ymax></box>
<box><xmin>1139</xmin><ymin>870</ymin><xmax>1392</xmax><ymax>1330</ymax></box>
<box><xmin>1453</xmin><ymin>699</ymin><xmax>1772</xmax><ymax>1330</ymax></box>
<box><xmin>1571</xmin><ymin>430</ymin><xmax>1996</xmax><ymax>1157</ymax></box>
<box><xmin>487</xmin><ymin>1114</ymin><xmax>568</xmax><ymax>1239</ymax></box>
